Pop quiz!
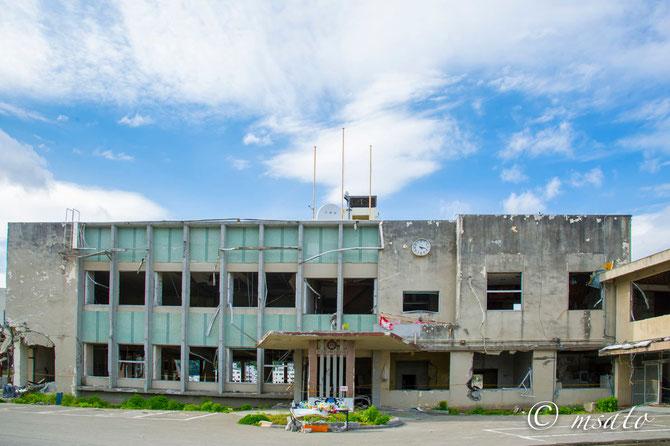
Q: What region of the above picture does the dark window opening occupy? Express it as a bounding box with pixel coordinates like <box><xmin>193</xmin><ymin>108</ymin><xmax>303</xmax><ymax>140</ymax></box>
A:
<box><xmin>403</xmin><ymin>292</ymin><xmax>439</xmax><ymax>313</ymax></box>
<box><xmin>31</xmin><ymin>346</ymin><xmax>55</xmax><ymax>383</ymax></box>
<box><xmin>343</xmin><ymin>279</ymin><xmax>374</xmax><ymax>314</ymax></box>
<box><xmin>355</xmin><ymin>357</ymin><xmax>372</xmax><ymax>397</ymax></box>
<box><xmin>487</xmin><ymin>273</ymin><xmax>522</xmax><ymax>310</ymax></box>
<box><xmin>556</xmin><ymin>350</ymin><xmax>612</xmax><ymax>389</ymax></box>
<box><xmin>569</xmin><ymin>272</ymin><xmax>602</xmax><ymax>310</ymax></box>
<box><xmin>91</xmin><ymin>344</ymin><xmax>108</xmax><ymax>377</ymax></box>
<box><xmin>159</xmin><ymin>272</ymin><xmax>182</xmax><ymax>306</ymax></box>
<box><xmin>266</xmin><ymin>273</ymin><xmax>296</xmax><ymax>308</ymax></box>
<box><xmin>263</xmin><ymin>349</ymin><xmax>294</xmax><ymax>384</ymax></box>
<box><xmin>472</xmin><ymin>351</ymin><xmax>532</xmax><ymax>389</ymax></box>
<box><xmin>631</xmin><ymin>271</ymin><xmax>670</xmax><ymax>321</ymax></box>
<box><xmin>119</xmin><ymin>344</ymin><xmax>144</xmax><ymax>378</ymax></box>
<box><xmin>87</xmin><ymin>271</ymin><xmax>109</xmax><ymax>305</ymax></box>
<box><xmin>119</xmin><ymin>271</ymin><xmax>145</xmax><ymax>305</ymax></box>
<box><xmin>305</xmin><ymin>279</ymin><xmax>337</xmax><ymax>314</ymax></box>
<box><xmin>231</xmin><ymin>349</ymin><xmax>257</xmax><ymax>383</ymax></box>
<box><xmin>159</xmin><ymin>346</ymin><xmax>181</xmax><ymax>381</ymax></box>
<box><xmin>391</xmin><ymin>352</ymin><xmax>450</xmax><ymax>390</ymax></box>
<box><xmin>232</xmin><ymin>272</ymin><xmax>258</xmax><ymax>307</ymax></box>
<box><xmin>189</xmin><ymin>347</ymin><xmax>218</xmax><ymax>382</ymax></box>
<box><xmin>190</xmin><ymin>272</ymin><xmax>219</xmax><ymax>308</ymax></box>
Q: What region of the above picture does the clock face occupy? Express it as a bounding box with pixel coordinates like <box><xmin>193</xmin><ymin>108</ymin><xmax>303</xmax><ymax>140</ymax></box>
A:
<box><xmin>411</xmin><ymin>238</ymin><xmax>431</xmax><ymax>256</ymax></box>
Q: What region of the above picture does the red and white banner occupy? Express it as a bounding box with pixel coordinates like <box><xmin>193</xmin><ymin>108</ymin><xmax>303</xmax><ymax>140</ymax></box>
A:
<box><xmin>379</xmin><ymin>316</ymin><xmax>393</xmax><ymax>330</ymax></box>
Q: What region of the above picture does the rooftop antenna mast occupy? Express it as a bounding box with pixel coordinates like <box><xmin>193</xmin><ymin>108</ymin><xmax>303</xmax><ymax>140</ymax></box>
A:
<box><xmin>312</xmin><ymin>145</ymin><xmax>316</xmax><ymax>220</ymax></box>
<box><xmin>341</xmin><ymin>127</ymin><xmax>345</xmax><ymax>220</ymax></box>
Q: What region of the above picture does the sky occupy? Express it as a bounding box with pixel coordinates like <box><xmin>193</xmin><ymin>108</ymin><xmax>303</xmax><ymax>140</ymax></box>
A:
<box><xmin>2</xmin><ymin>1</ymin><xmax>670</xmax><ymax>287</ymax></box>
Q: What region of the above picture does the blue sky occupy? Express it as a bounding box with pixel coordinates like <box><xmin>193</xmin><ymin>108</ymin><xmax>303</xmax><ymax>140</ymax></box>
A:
<box><xmin>2</xmin><ymin>1</ymin><xmax>670</xmax><ymax>287</ymax></box>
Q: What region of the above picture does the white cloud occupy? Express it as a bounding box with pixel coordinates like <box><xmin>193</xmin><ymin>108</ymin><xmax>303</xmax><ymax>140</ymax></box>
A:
<box><xmin>570</xmin><ymin>167</ymin><xmax>604</xmax><ymax>188</ymax></box>
<box><xmin>56</xmin><ymin>114</ymin><xmax>68</xmax><ymax>121</ymax></box>
<box><xmin>632</xmin><ymin>203</ymin><xmax>670</xmax><ymax>260</ymax></box>
<box><xmin>93</xmin><ymin>149</ymin><xmax>134</xmax><ymax>162</ymax></box>
<box><xmin>0</xmin><ymin>101</ymin><xmax>49</xmax><ymax>122</ymax></box>
<box><xmin>118</xmin><ymin>113</ymin><xmax>154</xmax><ymax>128</ymax></box>
<box><xmin>503</xmin><ymin>191</ymin><xmax>546</xmax><ymax>214</ymax></box>
<box><xmin>642</xmin><ymin>183</ymin><xmax>670</xmax><ymax>198</ymax></box>
<box><xmin>619</xmin><ymin>98</ymin><xmax>670</xmax><ymax>122</ymax></box>
<box><xmin>0</xmin><ymin>129</ymin><xmax>167</xmax><ymax>287</ymax></box>
<box><xmin>228</xmin><ymin>157</ymin><xmax>250</xmax><ymax>171</ymax></box>
<box><xmin>639</xmin><ymin>157</ymin><xmax>670</xmax><ymax>173</ymax></box>
<box><xmin>500</xmin><ymin>122</ymin><xmax>575</xmax><ymax>160</ymax></box>
<box><xmin>243</xmin><ymin>132</ymin><xmax>272</xmax><ymax>146</ymax></box>
<box><xmin>440</xmin><ymin>200</ymin><xmax>472</xmax><ymax>220</ymax></box>
<box><xmin>500</xmin><ymin>164</ymin><xmax>528</xmax><ymax>183</ymax></box>
<box><xmin>544</xmin><ymin>177</ymin><xmax>562</xmax><ymax>199</ymax></box>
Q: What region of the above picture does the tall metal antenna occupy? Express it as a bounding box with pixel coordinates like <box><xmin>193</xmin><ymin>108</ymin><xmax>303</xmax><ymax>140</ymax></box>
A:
<box><xmin>341</xmin><ymin>127</ymin><xmax>345</xmax><ymax>220</ymax></box>
<box><xmin>313</xmin><ymin>145</ymin><xmax>316</xmax><ymax>220</ymax></box>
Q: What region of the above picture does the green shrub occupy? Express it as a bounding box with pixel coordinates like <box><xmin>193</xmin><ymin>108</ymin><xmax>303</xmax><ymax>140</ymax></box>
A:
<box><xmin>466</xmin><ymin>407</ymin><xmax>485</xmax><ymax>415</ymax></box>
<box><xmin>596</xmin><ymin>397</ymin><xmax>618</xmax><ymax>413</ymax></box>
<box><xmin>200</xmin><ymin>401</ymin><xmax>213</xmax><ymax>412</ymax></box>
<box><xmin>121</xmin><ymin>394</ymin><xmax>148</xmax><ymax>410</ymax></box>
<box><xmin>167</xmin><ymin>400</ymin><xmax>184</xmax><ymax>411</ymax></box>
<box><xmin>358</xmin><ymin>405</ymin><xmax>391</xmax><ymax>425</ymax></box>
<box><xmin>183</xmin><ymin>404</ymin><xmax>201</xmax><ymax>411</ymax></box>
<box><xmin>240</xmin><ymin>403</ymin><xmax>252</xmax><ymax>411</ymax></box>
<box><xmin>61</xmin><ymin>395</ymin><xmax>76</xmax><ymax>406</ymax></box>
<box><xmin>449</xmin><ymin>408</ymin><xmax>459</xmax><ymax>415</ymax></box>
<box><xmin>238</xmin><ymin>413</ymin><xmax>270</xmax><ymax>426</ymax></box>
<box><xmin>147</xmin><ymin>395</ymin><xmax>168</xmax><ymax>410</ymax></box>
<box><xmin>436</xmin><ymin>400</ymin><xmax>448</xmax><ymax>411</ymax></box>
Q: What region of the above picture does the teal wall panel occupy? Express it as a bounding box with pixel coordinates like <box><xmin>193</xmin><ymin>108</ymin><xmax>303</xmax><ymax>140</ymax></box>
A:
<box><xmin>82</xmin><ymin>227</ymin><xmax>111</xmax><ymax>261</ymax></box>
<box><xmin>116</xmin><ymin>311</ymin><xmax>144</xmax><ymax>344</ymax></box>
<box><xmin>190</xmin><ymin>227</ymin><xmax>220</xmax><ymax>263</ymax></box>
<box><xmin>224</xmin><ymin>313</ymin><xmax>257</xmax><ymax>347</ymax></box>
<box><xmin>263</xmin><ymin>314</ymin><xmax>297</xmax><ymax>333</ymax></box>
<box><xmin>81</xmin><ymin>310</ymin><xmax>109</xmax><ymax>343</ymax></box>
<box><xmin>225</xmin><ymin>227</ymin><xmax>259</xmax><ymax>263</ymax></box>
<box><xmin>118</xmin><ymin>227</ymin><xmax>146</xmax><ymax>262</ymax></box>
<box><xmin>188</xmin><ymin>312</ymin><xmax>219</xmax><ymax>346</ymax></box>
<box><xmin>153</xmin><ymin>228</ymin><xmax>183</xmax><ymax>263</ymax></box>
<box><xmin>343</xmin><ymin>226</ymin><xmax>379</xmax><ymax>263</ymax></box>
<box><xmin>264</xmin><ymin>227</ymin><xmax>299</xmax><ymax>263</ymax></box>
<box><xmin>151</xmin><ymin>312</ymin><xmax>181</xmax><ymax>345</ymax></box>
<box><xmin>342</xmin><ymin>314</ymin><xmax>376</xmax><ymax>332</ymax></box>
<box><xmin>302</xmin><ymin>314</ymin><xmax>332</xmax><ymax>331</ymax></box>
<box><xmin>303</xmin><ymin>227</ymin><xmax>338</xmax><ymax>263</ymax></box>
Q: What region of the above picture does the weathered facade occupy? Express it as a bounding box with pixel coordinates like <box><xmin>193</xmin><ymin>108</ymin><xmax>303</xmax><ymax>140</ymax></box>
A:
<box><xmin>600</xmin><ymin>248</ymin><xmax>670</xmax><ymax>407</ymax></box>
<box><xmin>5</xmin><ymin>214</ymin><xmax>631</xmax><ymax>408</ymax></box>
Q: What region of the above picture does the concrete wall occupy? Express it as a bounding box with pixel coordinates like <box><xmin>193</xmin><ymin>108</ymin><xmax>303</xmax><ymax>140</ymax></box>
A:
<box><xmin>6</xmin><ymin>223</ymin><xmax>79</xmax><ymax>393</ymax></box>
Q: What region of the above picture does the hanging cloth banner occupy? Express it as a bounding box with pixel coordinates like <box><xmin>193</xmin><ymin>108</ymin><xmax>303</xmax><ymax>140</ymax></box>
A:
<box><xmin>379</xmin><ymin>316</ymin><xmax>393</xmax><ymax>331</ymax></box>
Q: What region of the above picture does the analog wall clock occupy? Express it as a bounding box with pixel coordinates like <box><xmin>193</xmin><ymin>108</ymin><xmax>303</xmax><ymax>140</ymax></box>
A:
<box><xmin>411</xmin><ymin>238</ymin><xmax>431</xmax><ymax>256</ymax></box>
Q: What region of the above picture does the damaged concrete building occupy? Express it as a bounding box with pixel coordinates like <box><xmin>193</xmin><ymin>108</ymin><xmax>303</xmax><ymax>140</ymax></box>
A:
<box><xmin>4</xmin><ymin>212</ymin><xmax>631</xmax><ymax>408</ymax></box>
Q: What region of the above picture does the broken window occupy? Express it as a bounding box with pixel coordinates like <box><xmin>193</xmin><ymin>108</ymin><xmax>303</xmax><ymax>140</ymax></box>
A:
<box><xmin>232</xmin><ymin>272</ymin><xmax>258</xmax><ymax>307</ymax></box>
<box><xmin>156</xmin><ymin>272</ymin><xmax>182</xmax><ymax>306</ymax></box>
<box><xmin>403</xmin><ymin>292</ymin><xmax>439</xmax><ymax>313</ymax></box>
<box><xmin>343</xmin><ymin>279</ymin><xmax>374</xmax><ymax>314</ymax></box>
<box><xmin>631</xmin><ymin>270</ymin><xmax>670</xmax><ymax>321</ymax></box>
<box><xmin>30</xmin><ymin>346</ymin><xmax>55</xmax><ymax>383</ymax></box>
<box><xmin>556</xmin><ymin>351</ymin><xmax>612</xmax><ymax>389</ymax></box>
<box><xmin>87</xmin><ymin>343</ymin><xmax>108</xmax><ymax>377</ymax></box>
<box><xmin>230</xmin><ymin>349</ymin><xmax>257</xmax><ymax>383</ymax></box>
<box><xmin>189</xmin><ymin>347</ymin><xmax>218</xmax><ymax>382</ymax></box>
<box><xmin>119</xmin><ymin>272</ymin><xmax>145</xmax><ymax>305</ymax></box>
<box><xmin>304</xmin><ymin>279</ymin><xmax>337</xmax><ymax>314</ymax></box>
<box><xmin>390</xmin><ymin>352</ymin><xmax>450</xmax><ymax>390</ymax></box>
<box><xmin>304</xmin><ymin>278</ymin><xmax>375</xmax><ymax>314</ymax></box>
<box><xmin>118</xmin><ymin>344</ymin><xmax>144</xmax><ymax>379</ymax></box>
<box><xmin>190</xmin><ymin>272</ymin><xmax>219</xmax><ymax>308</ymax></box>
<box><xmin>158</xmin><ymin>346</ymin><xmax>181</xmax><ymax>381</ymax></box>
<box><xmin>472</xmin><ymin>351</ymin><xmax>532</xmax><ymax>389</ymax></box>
<box><xmin>265</xmin><ymin>273</ymin><xmax>296</xmax><ymax>308</ymax></box>
<box><xmin>568</xmin><ymin>272</ymin><xmax>602</xmax><ymax>310</ymax></box>
<box><xmin>487</xmin><ymin>273</ymin><xmax>522</xmax><ymax>310</ymax></box>
<box><xmin>263</xmin><ymin>350</ymin><xmax>294</xmax><ymax>384</ymax></box>
<box><xmin>85</xmin><ymin>271</ymin><xmax>109</xmax><ymax>305</ymax></box>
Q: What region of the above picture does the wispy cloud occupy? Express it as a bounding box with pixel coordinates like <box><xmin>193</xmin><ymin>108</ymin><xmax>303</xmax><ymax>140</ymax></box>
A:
<box><xmin>57</xmin><ymin>114</ymin><xmax>68</xmax><ymax>122</ymax></box>
<box><xmin>94</xmin><ymin>149</ymin><xmax>134</xmax><ymax>162</ymax></box>
<box><xmin>118</xmin><ymin>113</ymin><xmax>154</xmax><ymax>128</ymax></box>
<box><xmin>570</xmin><ymin>167</ymin><xmax>604</xmax><ymax>188</ymax></box>
<box><xmin>632</xmin><ymin>203</ymin><xmax>670</xmax><ymax>259</ymax></box>
<box><xmin>440</xmin><ymin>200</ymin><xmax>472</xmax><ymax>219</ymax></box>
<box><xmin>500</xmin><ymin>164</ymin><xmax>528</xmax><ymax>183</ymax></box>
<box><xmin>0</xmin><ymin>101</ymin><xmax>49</xmax><ymax>122</ymax></box>
<box><xmin>640</xmin><ymin>157</ymin><xmax>670</xmax><ymax>173</ymax></box>
<box><xmin>227</xmin><ymin>157</ymin><xmax>250</xmax><ymax>171</ymax></box>
<box><xmin>243</xmin><ymin>132</ymin><xmax>272</xmax><ymax>146</ymax></box>
<box><xmin>642</xmin><ymin>183</ymin><xmax>670</xmax><ymax>198</ymax></box>
<box><xmin>500</xmin><ymin>122</ymin><xmax>575</xmax><ymax>160</ymax></box>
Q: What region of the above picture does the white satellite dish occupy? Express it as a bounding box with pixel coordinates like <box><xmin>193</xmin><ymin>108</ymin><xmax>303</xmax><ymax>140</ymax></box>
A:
<box><xmin>316</xmin><ymin>203</ymin><xmax>340</xmax><ymax>220</ymax></box>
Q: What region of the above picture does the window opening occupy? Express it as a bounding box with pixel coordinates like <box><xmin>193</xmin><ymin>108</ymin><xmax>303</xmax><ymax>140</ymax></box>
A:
<box><xmin>304</xmin><ymin>279</ymin><xmax>337</xmax><ymax>314</ymax></box>
<box><xmin>158</xmin><ymin>272</ymin><xmax>182</xmax><ymax>306</ymax></box>
<box><xmin>556</xmin><ymin>350</ymin><xmax>612</xmax><ymax>389</ymax></box>
<box><xmin>263</xmin><ymin>350</ymin><xmax>294</xmax><ymax>383</ymax></box>
<box><xmin>403</xmin><ymin>291</ymin><xmax>439</xmax><ymax>313</ymax></box>
<box><xmin>232</xmin><ymin>272</ymin><xmax>258</xmax><ymax>307</ymax></box>
<box><xmin>118</xmin><ymin>344</ymin><xmax>144</xmax><ymax>378</ymax></box>
<box><xmin>189</xmin><ymin>347</ymin><xmax>218</xmax><ymax>382</ymax></box>
<box><xmin>230</xmin><ymin>349</ymin><xmax>257</xmax><ymax>383</ymax></box>
<box><xmin>90</xmin><ymin>344</ymin><xmax>108</xmax><ymax>377</ymax></box>
<box><xmin>343</xmin><ymin>278</ymin><xmax>374</xmax><ymax>314</ymax></box>
<box><xmin>86</xmin><ymin>271</ymin><xmax>109</xmax><ymax>305</ymax></box>
<box><xmin>472</xmin><ymin>351</ymin><xmax>531</xmax><ymax>389</ymax></box>
<box><xmin>190</xmin><ymin>272</ymin><xmax>219</xmax><ymax>308</ymax></box>
<box><xmin>631</xmin><ymin>271</ymin><xmax>670</xmax><ymax>321</ymax></box>
<box><xmin>390</xmin><ymin>352</ymin><xmax>450</xmax><ymax>390</ymax></box>
<box><xmin>159</xmin><ymin>346</ymin><xmax>181</xmax><ymax>381</ymax></box>
<box><xmin>487</xmin><ymin>273</ymin><xmax>522</xmax><ymax>310</ymax></box>
<box><xmin>265</xmin><ymin>273</ymin><xmax>296</xmax><ymax>308</ymax></box>
<box><xmin>569</xmin><ymin>272</ymin><xmax>602</xmax><ymax>310</ymax></box>
<box><xmin>119</xmin><ymin>272</ymin><xmax>145</xmax><ymax>305</ymax></box>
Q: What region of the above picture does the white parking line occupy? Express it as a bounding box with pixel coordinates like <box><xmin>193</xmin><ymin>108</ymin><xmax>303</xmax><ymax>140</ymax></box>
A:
<box><xmin>182</xmin><ymin>412</ymin><xmax>218</xmax><ymax>421</ymax></box>
<box><xmin>483</xmin><ymin>428</ymin><xmax>548</xmax><ymax>443</ymax></box>
<box><xmin>133</xmin><ymin>411</ymin><xmax>171</xmax><ymax>419</ymax></box>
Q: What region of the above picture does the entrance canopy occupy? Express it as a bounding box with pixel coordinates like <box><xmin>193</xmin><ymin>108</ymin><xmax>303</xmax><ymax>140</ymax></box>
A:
<box><xmin>256</xmin><ymin>331</ymin><xmax>418</xmax><ymax>351</ymax></box>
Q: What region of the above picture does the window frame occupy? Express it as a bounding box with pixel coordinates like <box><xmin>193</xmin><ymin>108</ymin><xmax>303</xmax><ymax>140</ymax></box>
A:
<box><xmin>402</xmin><ymin>291</ymin><xmax>439</xmax><ymax>313</ymax></box>
<box><xmin>486</xmin><ymin>272</ymin><xmax>523</xmax><ymax>311</ymax></box>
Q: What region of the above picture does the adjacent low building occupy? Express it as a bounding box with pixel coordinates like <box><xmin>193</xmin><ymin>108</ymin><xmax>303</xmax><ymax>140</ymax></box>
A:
<box><xmin>5</xmin><ymin>213</ymin><xmax>631</xmax><ymax>408</ymax></box>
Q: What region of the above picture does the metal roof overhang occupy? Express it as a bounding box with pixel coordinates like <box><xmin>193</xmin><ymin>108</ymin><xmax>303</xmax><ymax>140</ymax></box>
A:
<box><xmin>256</xmin><ymin>331</ymin><xmax>418</xmax><ymax>351</ymax></box>
<box><xmin>599</xmin><ymin>339</ymin><xmax>670</xmax><ymax>356</ymax></box>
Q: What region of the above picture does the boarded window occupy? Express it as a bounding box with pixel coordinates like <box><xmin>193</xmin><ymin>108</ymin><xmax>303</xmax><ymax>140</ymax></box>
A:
<box><xmin>487</xmin><ymin>273</ymin><xmax>522</xmax><ymax>310</ymax></box>
<box><xmin>569</xmin><ymin>272</ymin><xmax>601</xmax><ymax>310</ymax></box>
<box><xmin>403</xmin><ymin>292</ymin><xmax>439</xmax><ymax>313</ymax></box>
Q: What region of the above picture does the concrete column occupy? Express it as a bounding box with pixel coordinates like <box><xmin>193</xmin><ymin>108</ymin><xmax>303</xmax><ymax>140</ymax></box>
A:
<box><xmin>257</xmin><ymin>224</ymin><xmax>265</xmax><ymax>395</ymax></box>
<box><xmin>12</xmin><ymin>341</ymin><xmax>29</xmax><ymax>387</ymax></box>
<box><xmin>336</xmin><ymin>223</ymin><xmax>343</xmax><ymax>330</ymax></box>
<box><xmin>218</xmin><ymin>224</ymin><xmax>227</xmax><ymax>394</ymax></box>
<box><xmin>345</xmin><ymin>340</ymin><xmax>355</xmax><ymax>398</ymax></box>
<box><xmin>296</xmin><ymin>224</ymin><xmax>304</xmax><ymax>331</ymax></box>
<box><xmin>108</xmin><ymin>225</ymin><xmax>118</xmax><ymax>388</ymax></box>
<box><xmin>180</xmin><ymin>224</ymin><xmax>190</xmax><ymax>393</ymax></box>
<box><xmin>614</xmin><ymin>355</ymin><xmax>633</xmax><ymax>406</ymax></box>
<box><xmin>308</xmin><ymin>340</ymin><xmax>317</xmax><ymax>398</ymax></box>
<box><xmin>371</xmin><ymin>350</ymin><xmax>382</xmax><ymax>406</ymax></box>
<box><xmin>449</xmin><ymin>351</ymin><xmax>474</xmax><ymax>408</ymax></box>
<box><xmin>143</xmin><ymin>225</ymin><xmax>154</xmax><ymax>392</ymax></box>
<box><xmin>75</xmin><ymin>255</ymin><xmax>85</xmax><ymax>391</ymax></box>
<box><xmin>532</xmin><ymin>350</ymin><xmax>556</xmax><ymax>402</ymax></box>
<box><xmin>293</xmin><ymin>349</ymin><xmax>303</xmax><ymax>403</ymax></box>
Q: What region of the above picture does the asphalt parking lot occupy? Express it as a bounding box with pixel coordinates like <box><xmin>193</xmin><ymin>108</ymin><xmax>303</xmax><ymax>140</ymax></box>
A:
<box><xmin>0</xmin><ymin>404</ymin><xmax>669</xmax><ymax>445</ymax></box>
